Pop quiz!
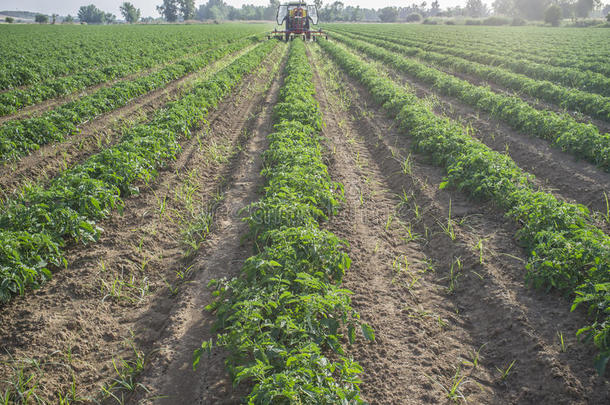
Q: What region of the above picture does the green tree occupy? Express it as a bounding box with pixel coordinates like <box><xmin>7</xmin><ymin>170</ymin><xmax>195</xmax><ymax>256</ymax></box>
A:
<box><xmin>35</xmin><ymin>14</ymin><xmax>49</xmax><ymax>23</ymax></box>
<box><xmin>5</xmin><ymin>16</ymin><xmax>14</xmax><ymax>23</ymax></box>
<box><xmin>51</xmin><ymin>14</ymin><xmax>58</xmax><ymax>24</ymax></box>
<box><xmin>64</xmin><ymin>14</ymin><xmax>74</xmax><ymax>23</ymax></box>
<box><xmin>179</xmin><ymin>0</ymin><xmax>196</xmax><ymax>20</ymax></box>
<box><xmin>120</xmin><ymin>2</ymin><xmax>141</xmax><ymax>23</ymax></box>
<box><xmin>157</xmin><ymin>0</ymin><xmax>179</xmax><ymax>21</ymax></box>
<box><xmin>545</xmin><ymin>4</ymin><xmax>562</xmax><ymax>25</ymax></box>
<box><xmin>105</xmin><ymin>13</ymin><xmax>116</xmax><ymax>23</ymax></box>
<box><xmin>379</xmin><ymin>7</ymin><xmax>398</xmax><ymax>22</ymax></box>
<box><xmin>78</xmin><ymin>5</ymin><xmax>106</xmax><ymax>23</ymax></box>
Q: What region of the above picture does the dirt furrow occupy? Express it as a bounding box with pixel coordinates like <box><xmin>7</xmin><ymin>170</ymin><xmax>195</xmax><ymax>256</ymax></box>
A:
<box><xmin>0</xmin><ymin>44</ymin><xmax>258</xmax><ymax>202</ymax></box>
<box><xmin>130</xmin><ymin>43</ymin><xmax>287</xmax><ymax>405</ymax></box>
<box><xmin>343</xmin><ymin>42</ymin><xmax>610</xmax><ymax>221</ymax></box>
<box><xmin>0</xmin><ymin>42</ymin><xmax>285</xmax><ymax>405</ymax></box>
<box><xmin>310</xmin><ymin>43</ymin><xmax>610</xmax><ymax>404</ymax></box>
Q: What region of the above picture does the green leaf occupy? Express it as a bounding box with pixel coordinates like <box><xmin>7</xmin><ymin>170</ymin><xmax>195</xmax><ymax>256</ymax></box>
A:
<box><xmin>361</xmin><ymin>323</ymin><xmax>375</xmax><ymax>342</ymax></box>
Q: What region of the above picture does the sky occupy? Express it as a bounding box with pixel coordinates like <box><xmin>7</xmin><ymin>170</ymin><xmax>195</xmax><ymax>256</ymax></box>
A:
<box><xmin>0</xmin><ymin>1</ymin><xmax>468</xmax><ymax>18</ymax></box>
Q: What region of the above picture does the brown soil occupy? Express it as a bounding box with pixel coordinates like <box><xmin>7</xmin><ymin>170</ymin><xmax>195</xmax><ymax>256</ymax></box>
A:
<box><xmin>343</xmin><ymin>42</ymin><xmax>610</xmax><ymax>222</ymax></box>
<box><xmin>346</xmin><ymin>32</ymin><xmax>610</xmax><ymax>133</ymax></box>
<box><xmin>0</xmin><ymin>45</ymin><xmax>257</xmax><ymax>202</ymax></box>
<box><xmin>309</xmin><ymin>43</ymin><xmax>610</xmax><ymax>404</ymax></box>
<box><xmin>130</xmin><ymin>44</ymin><xmax>287</xmax><ymax>405</ymax></box>
<box><xmin>0</xmin><ymin>42</ymin><xmax>286</xmax><ymax>405</ymax></box>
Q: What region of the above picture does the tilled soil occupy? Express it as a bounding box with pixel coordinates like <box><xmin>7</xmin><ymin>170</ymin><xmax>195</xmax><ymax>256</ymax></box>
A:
<box><xmin>340</xmin><ymin>40</ymin><xmax>610</xmax><ymax>224</ymax></box>
<box><xmin>0</xmin><ymin>42</ymin><xmax>285</xmax><ymax>404</ymax></box>
<box><xmin>0</xmin><ymin>44</ymin><xmax>258</xmax><ymax>201</ymax></box>
<box><xmin>309</xmin><ymin>43</ymin><xmax>610</xmax><ymax>404</ymax></box>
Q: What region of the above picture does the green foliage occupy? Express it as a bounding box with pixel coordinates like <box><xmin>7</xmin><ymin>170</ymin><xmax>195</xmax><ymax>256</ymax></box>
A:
<box><xmin>34</xmin><ymin>14</ymin><xmax>48</xmax><ymax>24</ymax></box>
<box><xmin>78</xmin><ymin>5</ymin><xmax>106</xmax><ymax>24</ymax></box>
<box><xmin>0</xmin><ymin>25</ymin><xmax>266</xmax><ymax>115</ymax></box>
<box><xmin>120</xmin><ymin>2</ymin><xmax>141</xmax><ymax>23</ymax></box>
<box><xmin>5</xmin><ymin>16</ymin><xmax>14</xmax><ymax>23</ymax></box>
<box><xmin>319</xmin><ymin>36</ymin><xmax>610</xmax><ymax>374</ymax></box>
<box><xmin>330</xmin><ymin>30</ymin><xmax>610</xmax><ymax>171</ymax></box>
<box><xmin>0</xmin><ymin>40</ymin><xmax>276</xmax><ymax>302</ymax></box>
<box><xmin>545</xmin><ymin>4</ymin><xmax>562</xmax><ymax>26</ymax></box>
<box><xmin>199</xmin><ymin>41</ymin><xmax>372</xmax><ymax>402</ymax></box>
<box><xmin>0</xmin><ymin>36</ymin><xmax>260</xmax><ymax>160</ymax></box>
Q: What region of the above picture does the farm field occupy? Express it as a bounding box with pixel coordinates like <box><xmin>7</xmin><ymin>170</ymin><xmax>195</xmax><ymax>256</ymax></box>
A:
<box><xmin>0</xmin><ymin>22</ymin><xmax>609</xmax><ymax>404</ymax></box>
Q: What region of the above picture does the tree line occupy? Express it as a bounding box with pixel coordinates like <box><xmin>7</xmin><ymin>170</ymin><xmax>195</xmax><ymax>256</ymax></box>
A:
<box><xmin>26</xmin><ymin>0</ymin><xmax>610</xmax><ymax>25</ymax></box>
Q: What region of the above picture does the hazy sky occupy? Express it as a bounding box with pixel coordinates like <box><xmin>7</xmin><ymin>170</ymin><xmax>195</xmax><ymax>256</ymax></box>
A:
<box><xmin>0</xmin><ymin>1</ymin><xmax>469</xmax><ymax>18</ymax></box>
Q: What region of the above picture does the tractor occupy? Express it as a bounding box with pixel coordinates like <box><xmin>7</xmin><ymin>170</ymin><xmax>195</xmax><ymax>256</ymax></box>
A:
<box><xmin>269</xmin><ymin>2</ymin><xmax>326</xmax><ymax>41</ymax></box>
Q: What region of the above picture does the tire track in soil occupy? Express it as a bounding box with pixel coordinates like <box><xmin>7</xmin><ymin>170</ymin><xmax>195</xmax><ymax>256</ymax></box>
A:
<box><xmin>339</xmin><ymin>40</ymin><xmax>610</xmax><ymax>225</ymax></box>
<box><xmin>309</xmin><ymin>44</ymin><xmax>610</xmax><ymax>404</ymax></box>
<box><xmin>0</xmin><ymin>43</ymin><xmax>286</xmax><ymax>405</ymax></box>
<box><xmin>129</xmin><ymin>46</ymin><xmax>288</xmax><ymax>405</ymax></box>
<box><xmin>0</xmin><ymin>44</ymin><xmax>258</xmax><ymax>202</ymax></box>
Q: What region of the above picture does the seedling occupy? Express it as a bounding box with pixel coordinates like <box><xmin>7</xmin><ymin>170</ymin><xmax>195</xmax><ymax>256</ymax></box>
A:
<box><xmin>496</xmin><ymin>360</ymin><xmax>516</xmax><ymax>381</ymax></box>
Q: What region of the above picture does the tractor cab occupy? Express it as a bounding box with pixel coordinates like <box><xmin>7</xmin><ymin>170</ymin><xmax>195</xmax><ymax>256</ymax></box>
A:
<box><xmin>269</xmin><ymin>2</ymin><xmax>326</xmax><ymax>41</ymax></box>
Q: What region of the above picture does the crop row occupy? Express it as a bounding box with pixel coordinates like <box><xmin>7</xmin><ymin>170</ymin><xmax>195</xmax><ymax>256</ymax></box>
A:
<box><xmin>0</xmin><ymin>40</ymin><xmax>276</xmax><ymax>303</ymax></box>
<box><xmin>329</xmin><ymin>31</ymin><xmax>610</xmax><ymax>172</ymax></box>
<box><xmin>197</xmin><ymin>40</ymin><xmax>372</xmax><ymax>403</ymax></box>
<box><xmin>343</xmin><ymin>25</ymin><xmax>610</xmax><ymax>84</ymax></box>
<box><xmin>334</xmin><ymin>29</ymin><xmax>610</xmax><ymax>123</ymax></box>
<box><xmin>0</xmin><ymin>36</ymin><xmax>259</xmax><ymax>162</ymax></box>
<box><xmin>351</xmin><ymin>24</ymin><xmax>610</xmax><ymax>77</ymax></box>
<box><xmin>0</xmin><ymin>24</ymin><xmax>266</xmax><ymax>90</ymax></box>
<box><xmin>0</xmin><ymin>35</ymin><xmax>252</xmax><ymax>117</ymax></box>
<box><xmin>319</xmin><ymin>38</ymin><xmax>610</xmax><ymax>374</ymax></box>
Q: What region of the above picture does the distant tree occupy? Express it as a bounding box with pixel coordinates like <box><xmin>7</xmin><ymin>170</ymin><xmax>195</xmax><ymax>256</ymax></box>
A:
<box><xmin>429</xmin><ymin>0</ymin><xmax>441</xmax><ymax>16</ymax></box>
<box><xmin>314</xmin><ymin>0</ymin><xmax>323</xmax><ymax>10</ymax></box>
<box><xmin>78</xmin><ymin>5</ymin><xmax>106</xmax><ymax>24</ymax></box>
<box><xmin>35</xmin><ymin>14</ymin><xmax>49</xmax><ymax>23</ymax></box>
<box><xmin>405</xmin><ymin>12</ymin><xmax>423</xmax><ymax>22</ymax></box>
<box><xmin>466</xmin><ymin>0</ymin><xmax>489</xmax><ymax>17</ymax></box>
<box><xmin>514</xmin><ymin>0</ymin><xmax>550</xmax><ymax>20</ymax></box>
<box><xmin>492</xmin><ymin>0</ymin><xmax>515</xmax><ymax>15</ymax></box>
<box><xmin>604</xmin><ymin>3</ymin><xmax>610</xmax><ymax>15</ymax></box>
<box><xmin>179</xmin><ymin>0</ymin><xmax>196</xmax><ymax>20</ymax></box>
<box><xmin>607</xmin><ymin>10</ymin><xmax>610</xmax><ymax>20</ymax></box>
<box><xmin>5</xmin><ymin>16</ymin><xmax>14</xmax><ymax>23</ymax></box>
<box><xmin>64</xmin><ymin>14</ymin><xmax>74</xmax><ymax>23</ymax></box>
<box><xmin>545</xmin><ymin>4</ymin><xmax>562</xmax><ymax>25</ymax></box>
<box><xmin>575</xmin><ymin>0</ymin><xmax>596</xmax><ymax>17</ymax></box>
<box><xmin>105</xmin><ymin>13</ymin><xmax>116</xmax><ymax>23</ymax></box>
<box><xmin>157</xmin><ymin>0</ymin><xmax>179</xmax><ymax>21</ymax></box>
<box><xmin>51</xmin><ymin>13</ymin><xmax>58</xmax><ymax>24</ymax></box>
<box><xmin>120</xmin><ymin>2</ymin><xmax>141</xmax><ymax>23</ymax></box>
<box><xmin>379</xmin><ymin>7</ymin><xmax>398</xmax><ymax>22</ymax></box>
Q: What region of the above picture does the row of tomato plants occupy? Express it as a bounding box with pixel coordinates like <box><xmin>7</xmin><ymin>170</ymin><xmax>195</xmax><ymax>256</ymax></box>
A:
<box><xmin>329</xmin><ymin>31</ymin><xmax>610</xmax><ymax>172</ymax></box>
<box><xmin>333</xmin><ymin>29</ymin><xmax>610</xmax><ymax>123</ymax></box>
<box><xmin>196</xmin><ymin>40</ymin><xmax>373</xmax><ymax>403</ymax></box>
<box><xmin>0</xmin><ymin>25</ymin><xmax>266</xmax><ymax>90</ymax></box>
<box><xmin>344</xmin><ymin>25</ymin><xmax>610</xmax><ymax>88</ymax></box>
<box><xmin>0</xmin><ymin>40</ymin><xmax>276</xmax><ymax>303</ymax></box>
<box><xmin>0</xmin><ymin>36</ymin><xmax>259</xmax><ymax>162</ymax></box>
<box><xmin>319</xmin><ymin>38</ymin><xmax>610</xmax><ymax>374</ymax></box>
<box><xmin>0</xmin><ymin>34</ymin><xmax>252</xmax><ymax>117</ymax></box>
<box><xmin>354</xmin><ymin>24</ymin><xmax>610</xmax><ymax>78</ymax></box>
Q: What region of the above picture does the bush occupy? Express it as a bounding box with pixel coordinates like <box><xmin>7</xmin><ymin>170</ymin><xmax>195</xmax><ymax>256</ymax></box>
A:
<box><xmin>422</xmin><ymin>18</ymin><xmax>438</xmax><ymax>25</ymax></box>
<box><xmin>545</xmin><ymin>4</ymin><xmax>562</xmax><ymax>26</ymax></box>
<box><xmin>607</xmin><ymin>12</ymin><xmax>610</xmax><ymax>22</ymax></box>
<box><xmin>34</xmin><ymin>14</ymin><xmax>49</xmax><ymax>24</ymax></box>
<box><xmin>465</xmin><ymin>19</ymin><xmax>482</xmax><ymax>25</ymax></box>
<box><xmin>445</xmin><ymin>19</ymin><xmax>456</xmax><ymax>25</ymax></box>
<box><xmin>511</xmin><ymin>16</ymin><xmax>526</xmax><ymax>26</ymax></box>
<box><xmin>405</xmin><ymin>13</ymin><xmax>422</xmax><ymax>22</ymax></box>
<box><xmin>5</xmin><ymin>16</ymin><xmax>14</xmax><ymax>23</ymax></box>
<box><xmin>482</xmin><ymin>16</ymin><xmax>510</xmax><ymax>26</ymax></box>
